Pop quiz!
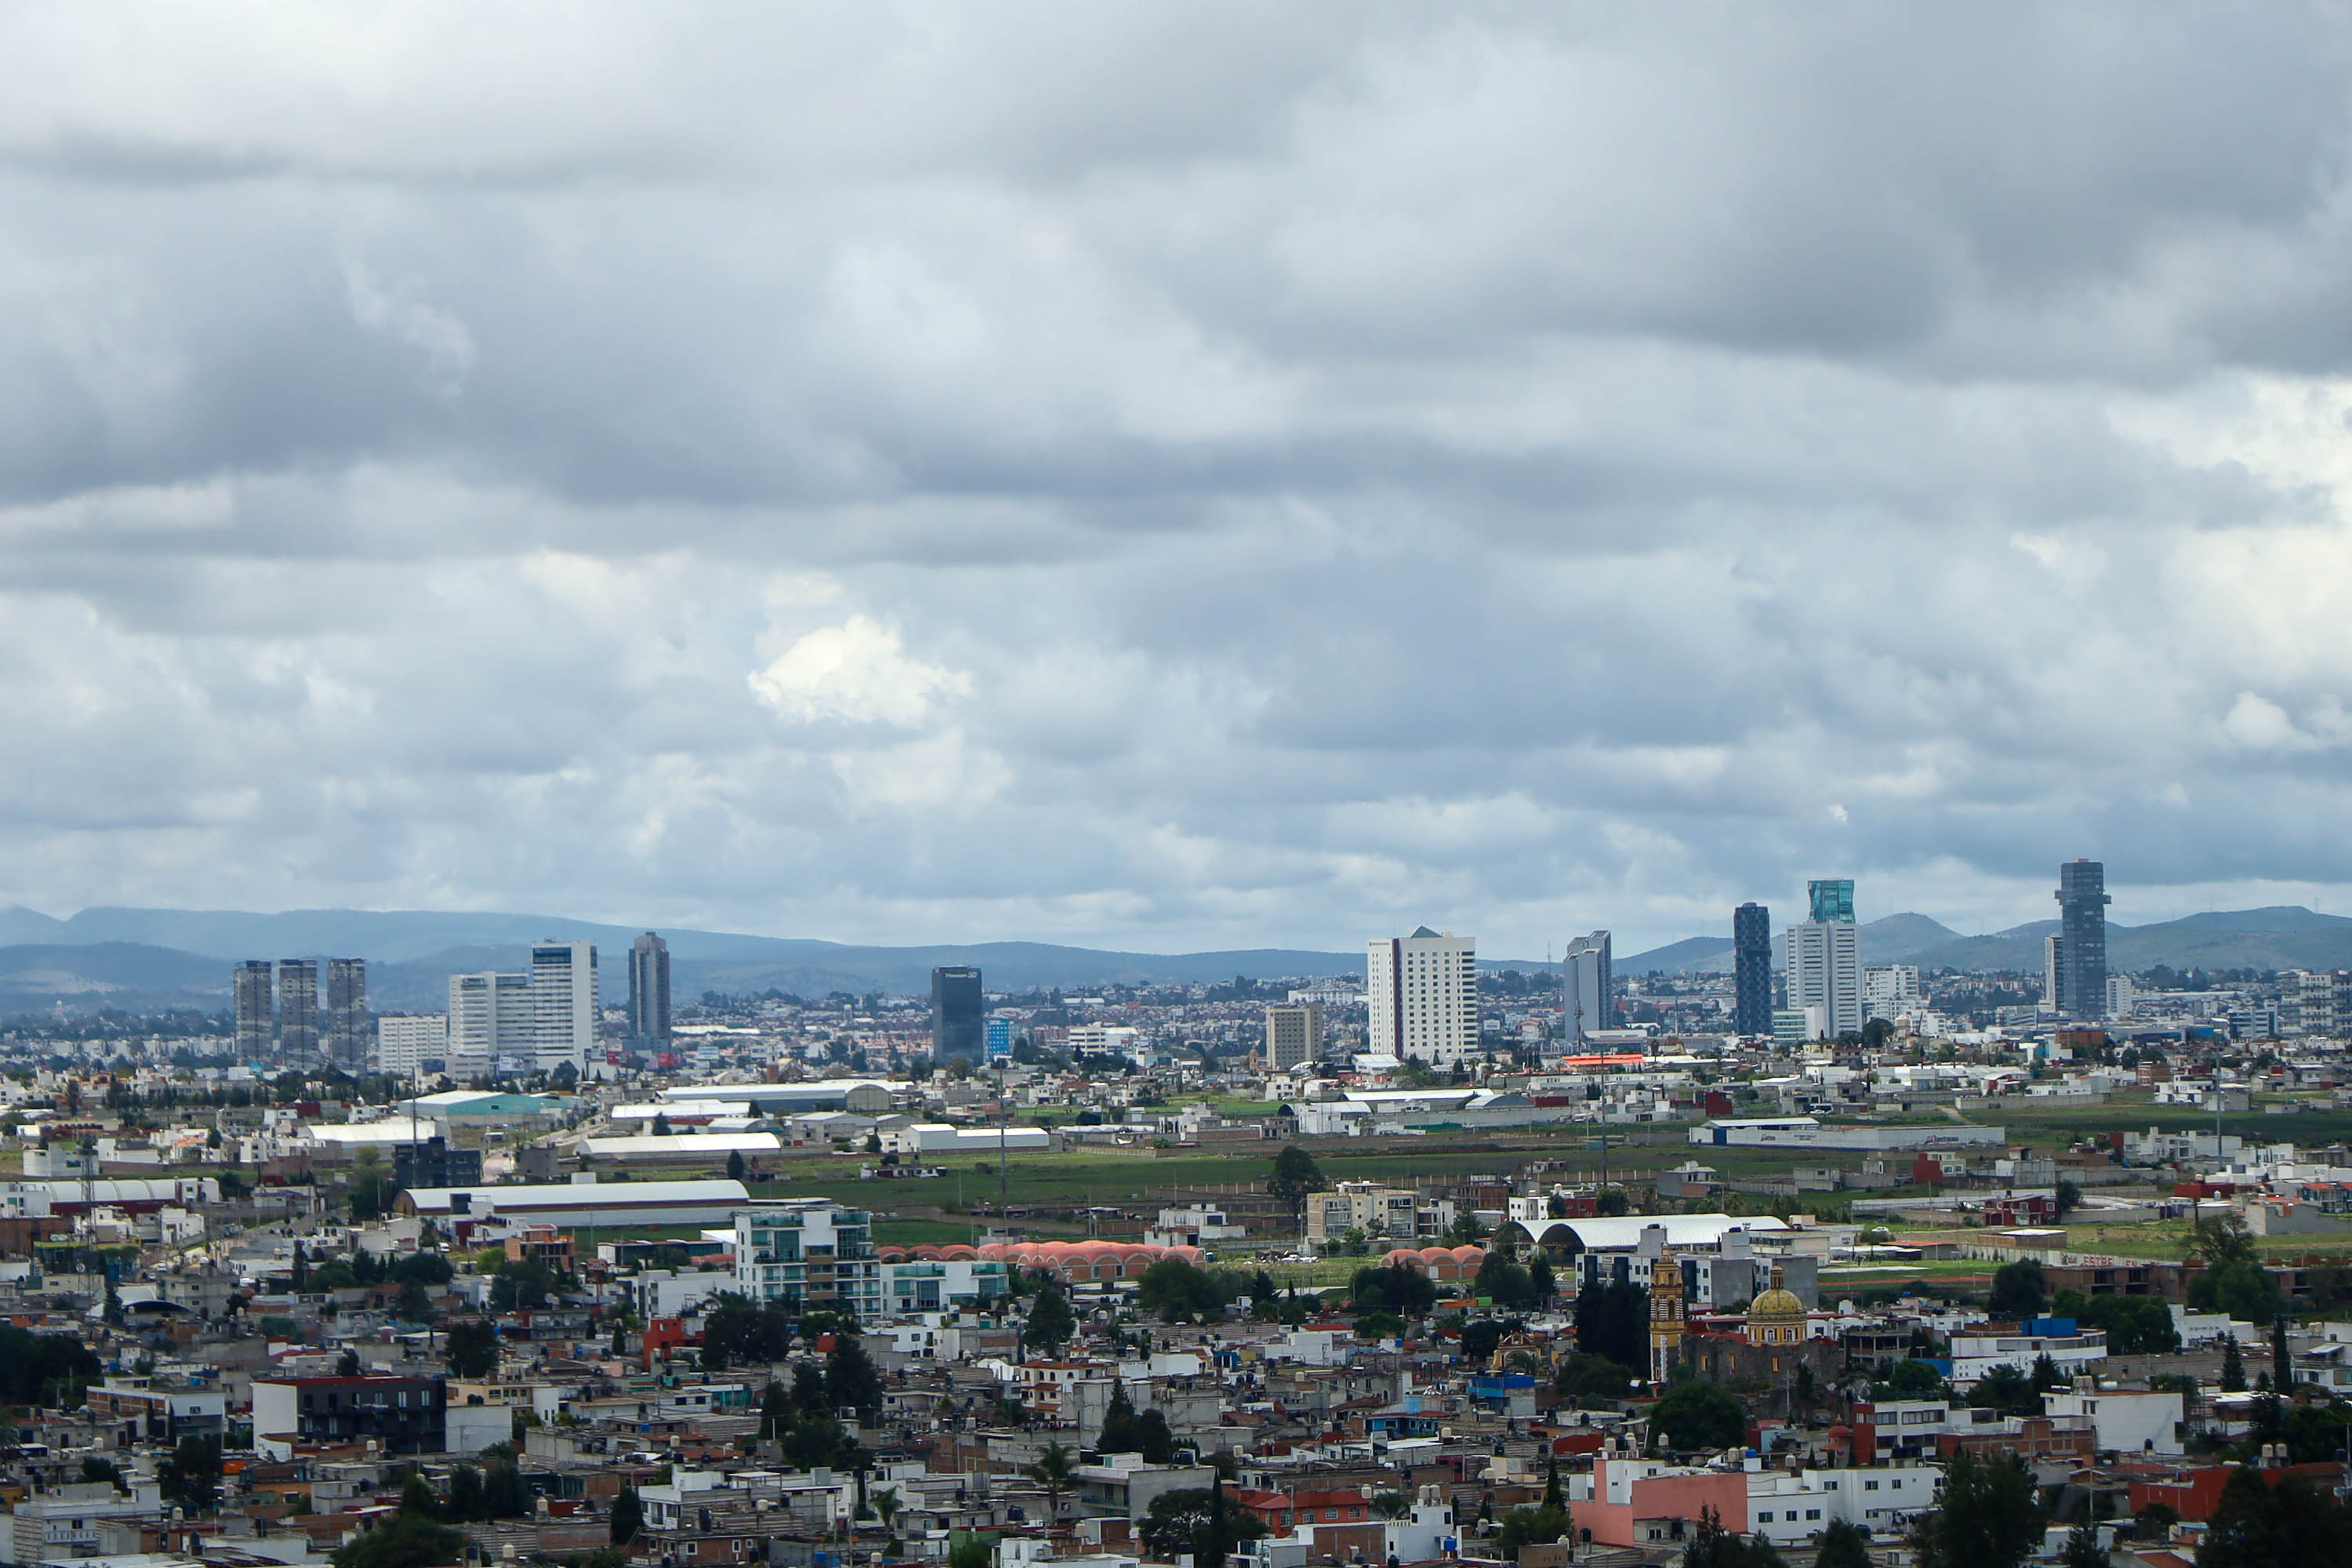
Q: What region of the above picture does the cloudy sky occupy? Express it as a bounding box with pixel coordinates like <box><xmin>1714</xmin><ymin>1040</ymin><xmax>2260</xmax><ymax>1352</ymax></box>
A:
<box><xmin>6</xmin><ymin>5</ymin><xmax>2352</xmax><ymax>957</ymax></box>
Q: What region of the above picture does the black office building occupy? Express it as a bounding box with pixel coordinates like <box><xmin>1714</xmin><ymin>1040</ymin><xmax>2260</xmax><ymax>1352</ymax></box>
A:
<box><xmin>394</xmin><ymin>1136</ymin><xmax>482</xmax><ymax>1191</ymax></box>
<box><xmin>1733</xmin><ymin>902</ymin><xmax>1773</xmax><ymax>1035</ymax></box>
<box><xmin>931</xmin><ymin>966</ymin><xmax>985</xmax><ymax>1061</ymax></box>
<box><xmin>2056</xmin><ymin>859</ymin><xmax>2111</xmax><ymax>1018</ymax></box>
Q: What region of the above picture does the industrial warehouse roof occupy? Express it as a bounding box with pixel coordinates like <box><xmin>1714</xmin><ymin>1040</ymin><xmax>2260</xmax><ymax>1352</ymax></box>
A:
<box><xmin>399</xmin><ymin>1178</ymin><xmax>750</xmax><ymax>1214</ymax></box>
<box><xmin>1507</xmin><ymin>1213</ymin><xmax>1791</xmax><ymax>1249</ymax></box>
<box><xmin>660</xmin><ymin>1079</ymin><xmax>900</xmax><ymax>1102</ymax></box>
<box><xmin>307</xmin><ymin>1117</ymin><xmax>443</xmax><ymax>1144</ymax></box>
<box><xmin>397</xmin><ymin>1091</ymin><xmax>564</xmax><ymax>1114</ymax></box>
<box><xmin>579</xmin><ymin>1133</ymin><xmax>782</xmax><ymax>1156</ymax></box>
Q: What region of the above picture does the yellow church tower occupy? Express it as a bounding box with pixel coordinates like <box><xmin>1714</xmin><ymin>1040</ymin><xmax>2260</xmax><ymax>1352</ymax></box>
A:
<box><xmin>1648</xmin><ymin>1244</ymin><xmax>1686</xmax><ymax>1387</ymax></box>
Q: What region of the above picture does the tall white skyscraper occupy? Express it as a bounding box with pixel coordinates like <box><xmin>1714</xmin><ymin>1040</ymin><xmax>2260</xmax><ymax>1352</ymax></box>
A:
<box><xmin>1367</xmin><ymin>927</ymin><xmax>1479</xmax><ymax>1065</ymax></box>
<box><xmin>1784</xmin><ymin>880</ymin><xmax>1862</xmax><ymax>1039</ymax></box>
<box><xmin>1563</xmin><ymin>931</ymin><xmax>1612</xmax><ymax>1045</ymax></box>
<box><xmin>447</xmin><ymin>971</ymin><xmax>532</xmax><ymax>1080</ymax></box>
<box><xmin>530</xmin><ymin>939</ymin><xmax>599</xmax><ymax>1076</ymax></box>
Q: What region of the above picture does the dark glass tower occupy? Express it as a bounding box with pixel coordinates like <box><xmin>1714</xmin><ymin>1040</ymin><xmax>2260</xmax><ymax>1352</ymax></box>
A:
<box><xmin>278</xmin><ymin>959</ymin><xmax>319</xmax><ymax>1070</ymax></box>
<box><xmin>1733</xmin><ymin>902</ymin><xmax>1773</xmax><ymax>1034</ymax></box>
<box><xmin>326</xmin><ymin>958</ymin><xmax>368</xmax><ymax>1071</ymax></box>
<box><xmin>628</xmin><ymin>932</ymin><xmax>672</xmax><ymax>1044</ymax></box>
<box><xmin>234</xmin><ymin>960</ymin><xmax>274</xmax><ymax>1060</ymax></box>
<box><xmin>2056</xmin><ymin>859</ymin><xmax>2111</xmax><ymax>1017</ymax></box>
<box><xmin>931</xmin><ymin>965</ymin><xmax>985</xmax><ymax>1061</ymax></box>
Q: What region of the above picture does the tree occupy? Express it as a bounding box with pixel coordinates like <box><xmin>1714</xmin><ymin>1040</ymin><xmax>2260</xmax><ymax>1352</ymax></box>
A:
<box><xmin>1460</xmin><ymin>1316</ymin><xmax>1524</xmax><ymax>1366</ymax></box>
<box><xmin>445</xmin><ymin>1319</ymin><xmax>499</xmax><ymax>1378</ymax></box>
<box><xmin>483</xmin><ymin>1456</ymin><xmax>529</xmax><ymax>1518</ymax></box>
<box><xmin>611</xmin><ymin>1483</ymin><xmax>642</xmax><ymax>1544</ymax></box>
<box><xmin>1137</xmin><ymin>1257</ymin><xmax>1226</xmax><ymax>1323</ymax></box>
<box><xmin>2221</xmin><ymin>1334</ymin><xmax>2246</xmax><ymax>1392</ymax></box>
<box><xmin>1351</xmin><ymin>1264</ymin><xmax>1437</xmax><ymax>1316</ymax></box>
<box><xmin>2196</xmin><ymin>1467</ymin><xmax>2351</xmax><ymax>1568</ymax></box>
<box><xmin>1813</xmin><ymin>1519</ymin><xmax>1871</xmax><ymax>1568</ymax></box>
<box><xmin>1493</xmin><ymin>1503</ymin><xmax>1573</xmax><ymax>1562</ymax></box>
<box><xmin>1989</xmin><ymin>1260</ymin><xmax>2047</xmax><ymax>1319</ymax></box>
<box><xmin>1267</xmin><ymin>1145</ymin><xmax>1324</xmax><ymax>1225</ymax></box>
<box><xmin>1573</xmin><ymin>1278</ymin><xmax>1649</xmax><ymax>1370</ymax></box>
<box><xmin>2073</xmin><ymin>1294</ymin><xmax>2179</xmax><ymax>1356</ymax></box>
<box><xmin>160</xmin><ymin>1434</ymin><xmax>224</xmax><ymax>1515</ymax></box>
<box><xmin>81</xmin><ymin>1457</ymin><xmax>125</xmax><ymax>1492</ymax></box>
<box><xmin>1099</xmin><ymin>1380</ymin><xmax>1143</xmax><ymax>1454</ymax></box>
<box><xmin>1555</xmin><ymin>1353</ymin><xmax>1640</xmax><ymax>1404</ymax></box>
<box><xmin>1024</xmin><ymin>1280</ymin><xmax>1076</xmax><ymax>1356</ymax></box>
<box><xmin>2060</xmin><ymin>1523</ymin><xmax>2109</xmax><ymax>1568</ymax></box>
<box><xmin>337</xmin><ymin>1347</ymin><xmax>361</xmax><ymax>1377</ymax></box>
<box><xmin>728</xmin><ymin>1149</ymin><xmax>748</xmax><ymax>1181</ymax></box>
<box><xmin>1528</xmin><ymin>1250</ymin><xmax>1555</xmax><ymax>1304</ymax></box>
<box><xmin>1028</xmin><ymin>1441</ymin><xmax>1075</xmax><ymax>1519</ymax></box>
<box><xmin>1682</xmin><ymin>1506</ymin><xmax>1784</xmax><ymax>1568</ymax></box>
<box><xmin>2273</xmin><ymin>1312</ymin><xmax>2294</xmax><ymax>1391</ymax></box>
<box><xmin>826</xmin><ymin>1334</ymin><xmax>884</xmax><ymax>1421</ymax></box>
<box><xmin>445</xmin><ymin>1466</ymin><xmax>485</xmax><ymax>1521</ymax></box>
<box><xmin>1140</xmin><ymin>1486</ymin><xmax>1263</xmax><ymax>1568</ymax></box>
<box><xmin>1969</xmin><ymin>1364</ymin><xmax>2041</xmax><ymax>1417</ymax></box>
<box><xmin>1650</xmin><ymin>1377</ymin><xmax>1748</xmax><ymax>1451</ymax></box>
<box><xmin>1911</xmin><ymin>1450</ymin><xmax>2042</xmax><ymax>1568</ymax></box>
<box><xmin>2055</xmin><ymin>1178</ymin><xmax>2083</xmax><ymax>1219</ymax></box>
<box><xmin>2194</xmin><ymin>1261</ymin><xmax>2284</xmax><ymax>1325</ymax></box>
<box><xmin>332</xmin><ymin>1515</ymin><xmax>467</xmax><ymax>1568</ymax></box>
<box><xmin>1475</xmin><ymin>1251</ymin><xmax>1537</xmax><ymax>1309</ymax></box>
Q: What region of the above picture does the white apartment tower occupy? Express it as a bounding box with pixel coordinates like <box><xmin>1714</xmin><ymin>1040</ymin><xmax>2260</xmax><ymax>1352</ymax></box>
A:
<box><xmin>1368</xmin><ymin>927</ymin><xmax>1479</xmax><ymax>1065</ymax></box>
<box><xmin>1784</xmin><ymin>880</ymin><xmax>1862</xmax><ymax>1040</ymax></box>
<box><xmin>447</xmin><ymin>971</ymin><xmax>533</xmax><ymax>1080</ymax></box>
<box><xmin>530</xmin><ymin>940</ymin><xmax>599</xmax><ymax>1076</ymax></box>
<box><xmin>376</xmin><ymin>1014</ymin><xmax>451</xmax><ymax>1080</ymax></box>
<box><xmin>1563</xmin><ymin>931</ymin><xmax>1612</xmax><ymax>1045</ymax></box>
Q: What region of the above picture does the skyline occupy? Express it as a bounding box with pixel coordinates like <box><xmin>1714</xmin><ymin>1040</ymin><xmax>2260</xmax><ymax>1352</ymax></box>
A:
<box><xmin>9</xmin><ymin>13</ymin><xmax>2352</xmax><ymax>957</ymax></box>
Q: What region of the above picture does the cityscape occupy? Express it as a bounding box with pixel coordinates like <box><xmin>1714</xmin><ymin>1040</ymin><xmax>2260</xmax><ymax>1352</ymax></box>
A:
<box><xmin>2</xmin><ymin>13</ymin><xmax>2350</xmax><ymax>1568</ymax></box>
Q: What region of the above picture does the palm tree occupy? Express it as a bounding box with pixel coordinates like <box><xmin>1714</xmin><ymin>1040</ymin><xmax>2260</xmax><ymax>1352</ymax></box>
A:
<box><xmin>1029</xmin><ymin>1440</ymin><xmax>1076</xmax><ymax>1521</ymax></box>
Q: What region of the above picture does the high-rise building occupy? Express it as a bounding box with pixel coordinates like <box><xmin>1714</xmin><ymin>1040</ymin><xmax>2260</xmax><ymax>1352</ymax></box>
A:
<box><xmin>530</xmin><ymin>941</ymin><xmax>598</xmax><ymax>1077</ymax></box>
<box><xmin>377</xmin><ymin>1014</ymin><xmax>450</xmax><ymax>1080</ymax></box>
<box><xmin>2044</xmin><ymin>934</ymin><xmax>2064</xmax><ymax>1011</ymax></box>
<box><xmin>984</xmin><ymin>1015</ymin><xmax>1013</xmax><ymax>1061</ymax></box>
<box><xmin>627</xmin><ymin>932</ymin><xmax>671</xmax><ymax>1044</ymax></box>
<box><xmin>1367</xmin><ymin>927</ymin><xmax>1479</xmax><ymax>1065</ymax></box>
<box><xmin>448</xmin><ymin>971</ymin><xmax>532</xmax><ymax>1080</ymax></box>
<box><xmin>234</xmin><ymin>960</ymin><xmax>274</xmax><ymax>1059</ymax></box>
<box><xmin>931</xmin><ymin>967</ymin><xmax>985</xmax><ymax>1062</ymax></box>
<box><xmin>2055</xmin><ymin>859</ymin><xmax>2111</xmax><ymax>1019</ymax></box>
<box><xmin>326</xmin><ymin>958</ymin><xmax>368</xmax><ymax>1072</ymax></box>
<box><xmin>1264</xmin><ymin>1001</ymin><xmax>1325</xmax><ymax>1071</ymax></box>
<box><xmin>1784</xmin><ymin>881</ymin><xmax>1861</xmax><ymax>1039</ymax></box>
<box><xmin>1732</xmin><ymin>903</ymin><xmax>1773</xmax><ymax>1035</ymax></box>
<box><xmin>278</xmin><ymin>960</ymin><xmax>320</xmax><ymax>1070</ymax></box>
<box><xmin>1563</xmin><ymin>931</ymin><xmax>1612</xmax><ymax>1044</ymax></box>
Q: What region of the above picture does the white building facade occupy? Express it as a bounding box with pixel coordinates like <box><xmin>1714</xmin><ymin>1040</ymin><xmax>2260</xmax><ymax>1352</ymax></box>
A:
<box><xmin>1784</xmin><ymin>922</ymin><xmax>1861</xmax><ymax>1038</ymax></box>
<box><xmin>376</xmin><ymin>1014</ymin><xmax>450</xmax><ymax>1079</ymax></box>
<box><xmin>1367</xmin><ymin>927</ymin><xmax>1479</xmax><ymax>1065</ymax></box>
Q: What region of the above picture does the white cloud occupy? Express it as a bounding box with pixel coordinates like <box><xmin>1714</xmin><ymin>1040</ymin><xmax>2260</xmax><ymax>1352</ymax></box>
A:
<box><xmin>4</xmin><ymin>10</ymin><xmax>2352</xmax><ymax>953</ymax></box>
<box><xmin>748</xmin><ymin>615</ymin><xmax>971</xmax><ymax>728</ymax></box>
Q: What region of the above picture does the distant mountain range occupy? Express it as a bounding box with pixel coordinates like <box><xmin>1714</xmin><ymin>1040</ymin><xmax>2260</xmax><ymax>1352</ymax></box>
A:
<box><xmin>0</xmin><ymin>901</ymin><xmax>2345</xmax><ymax>1016</ymax></box>
<box><xmin>0</xmin><ymin>906</ymin><xmax>1367</xmax><ymax>1013</ymax></box>
<box><xmin>1615</xmin><ymin>905</ymin><xmax>2352</xmax><ymax>977</ymax></box>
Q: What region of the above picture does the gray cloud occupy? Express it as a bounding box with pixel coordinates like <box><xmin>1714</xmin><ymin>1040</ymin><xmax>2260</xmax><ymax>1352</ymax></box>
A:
<box><xmin>1</xmin><ymin>5</ymin><xmax>2351</xmax><ymax>957</ymax></box>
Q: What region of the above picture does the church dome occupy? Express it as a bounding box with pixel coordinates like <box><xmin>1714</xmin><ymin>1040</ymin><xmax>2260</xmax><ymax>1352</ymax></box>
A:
<box><xmin>1749</xmin><ymin>1286</ymin><xmax>1804</xmax><ymax>1319</ymax></box>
